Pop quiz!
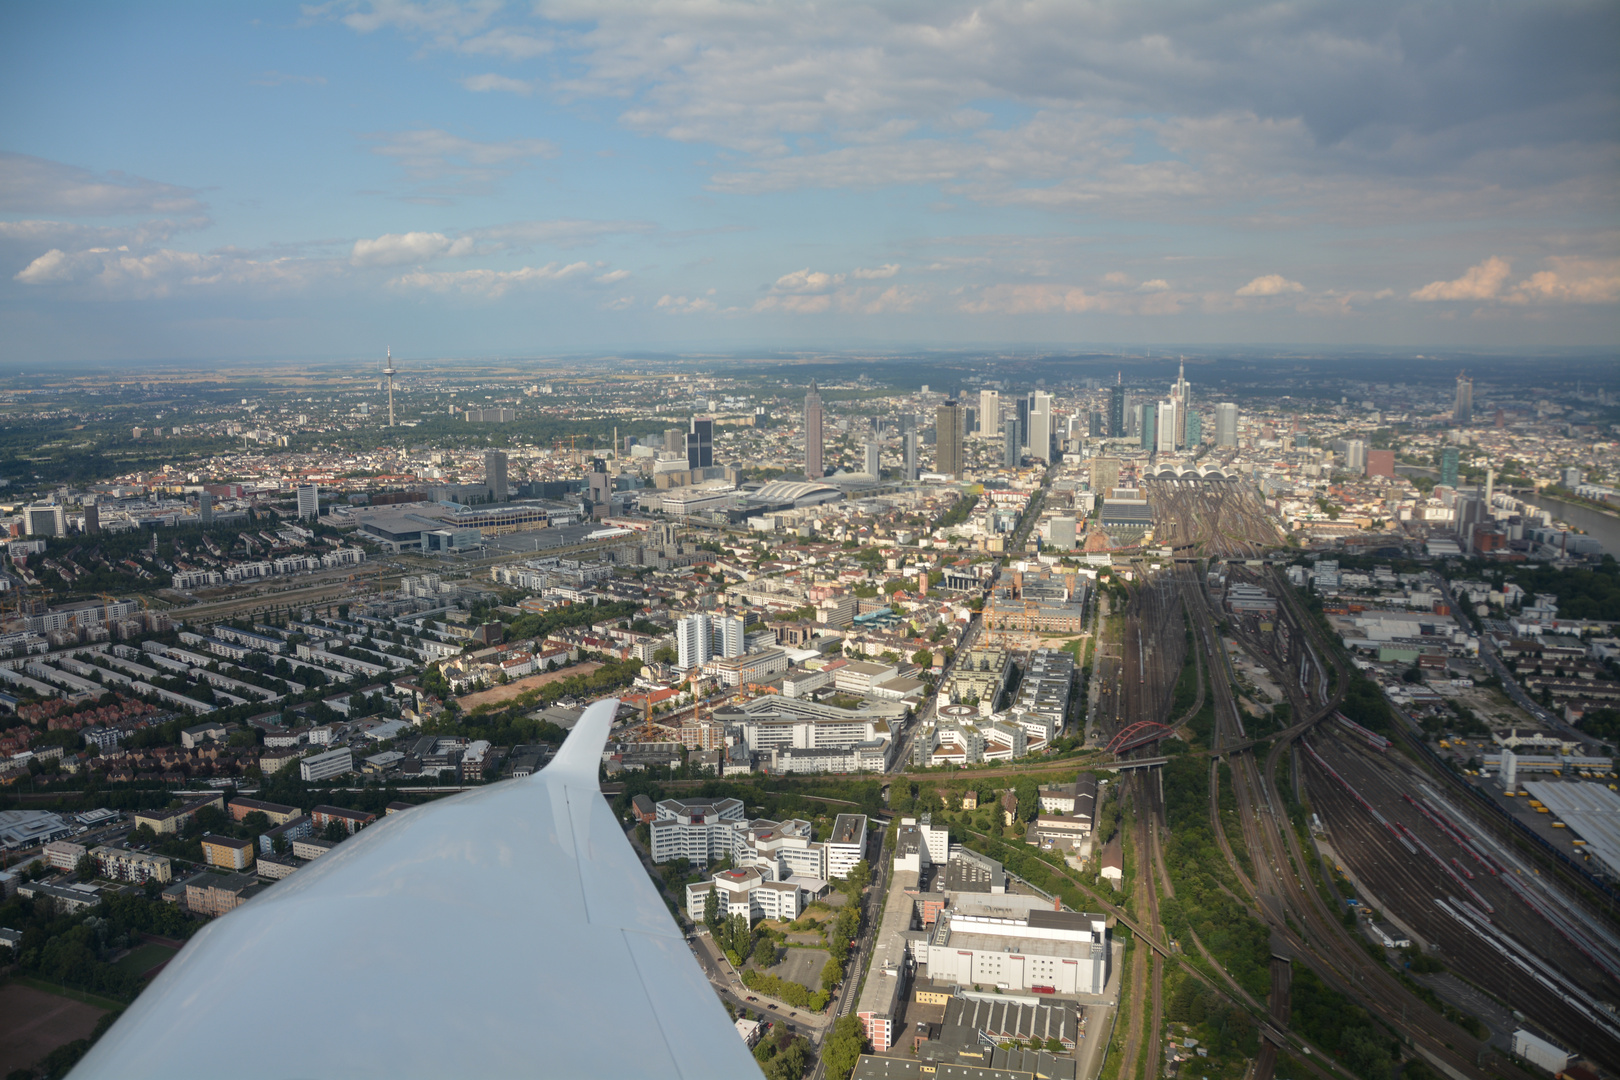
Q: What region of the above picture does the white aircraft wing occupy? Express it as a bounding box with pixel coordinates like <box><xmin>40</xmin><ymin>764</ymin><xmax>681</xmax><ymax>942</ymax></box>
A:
<box><xmin>71</xmin><ymin>698</ymin><xmax>763</xmax><ymax>1080</ymax></box>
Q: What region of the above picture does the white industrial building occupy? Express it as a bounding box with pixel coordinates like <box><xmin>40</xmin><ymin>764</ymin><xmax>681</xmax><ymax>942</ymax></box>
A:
<box><xmin>925</xmin><ymin>905</ymin><xmax>1110</xmax><ymax>995</ymax></box>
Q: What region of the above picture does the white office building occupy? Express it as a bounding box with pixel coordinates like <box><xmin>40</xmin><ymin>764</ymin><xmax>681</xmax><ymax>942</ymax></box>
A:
<box><xmin>648</xmin><ymin>797</ymin><xmax>747</xmax><ymax>865</ymax></box>
<box><xmin>979</xmin><ymin>389</ymin><xmax>1000</xmax><ymax>435</ymax></box>
<box><xmin>296</xmin><ymin>485</ymin><xmax>319</xmax><ymax>520</ymax></box>
<box><xmin>686</xmin><ymin>867</ymin><xmax>802</xmax><ymax>925</ymax></box>
<box><xmin>1156</xmin><ymin>401</ymin><xmax>1178</xmax><ymax>454</ymax></box>
<box><xmin>1215</xmin><ymin>402</ymin><xmax>1238</xmax><ymax>448</ymax></box>
<box><xmin>299</xmin><ymin>747</ymin><xmax>353</xmax><ymax>782</ymax></box>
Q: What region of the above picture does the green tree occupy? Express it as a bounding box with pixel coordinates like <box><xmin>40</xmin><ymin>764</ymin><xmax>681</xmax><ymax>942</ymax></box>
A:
<box><xmin>820</xmin><ymin>955</ymin><xmax>844</xmax><ymax>991</ymax></box>
<box><xmin>751</xmin><ymin>935</ymin><xmax>777</xmax><ymax>968</ymax></box>
<box><xmin>823</xmin><ymin>1015</ymin><xmax>870</xmax><ymax>1080</ymax></box>
<box><xmin>911</xmin><ymin>649</ymin><xmax>932</xmax><ymax>668</ymax></box>
<box><xmin>75</xmin><ymin>854</ymin><xmax>98</xmax><ymax>882</ymax></box>
<box><xmin>703</xmin><ymin>886</ymin><xmax>720</xmax><ymax>933</ymax></box>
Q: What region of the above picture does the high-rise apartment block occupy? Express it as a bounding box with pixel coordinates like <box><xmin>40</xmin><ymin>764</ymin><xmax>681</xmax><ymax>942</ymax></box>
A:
<box><xmin>296</xmin><ymin>485</ymin><xmax>319</xmax><ymax>520</ymax></box>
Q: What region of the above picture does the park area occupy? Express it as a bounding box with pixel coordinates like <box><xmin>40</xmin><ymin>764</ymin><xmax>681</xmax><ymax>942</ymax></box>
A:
<box><xmin>455</xmin><ymin>661</ymin><xmax>602</xmax><ymax>711</ymax></box>
<box><xmin>0</xmin><ymin>982</ymin><xmax>111</xmax><ymax>1076</ymax></box>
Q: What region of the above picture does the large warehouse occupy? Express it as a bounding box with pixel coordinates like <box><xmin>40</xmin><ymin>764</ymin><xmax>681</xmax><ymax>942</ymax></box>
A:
<box><xmin>1521</xmin><ymin>781</ymin><xmax>1620</xmax><ymax>878</ymax></box>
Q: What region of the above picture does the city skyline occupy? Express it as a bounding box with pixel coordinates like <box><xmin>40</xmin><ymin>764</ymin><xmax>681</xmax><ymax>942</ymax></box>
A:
<box><xmin>1</xmin><ymin>2</ymin><xmax>1616</xmax><ymax>365</ymax></box>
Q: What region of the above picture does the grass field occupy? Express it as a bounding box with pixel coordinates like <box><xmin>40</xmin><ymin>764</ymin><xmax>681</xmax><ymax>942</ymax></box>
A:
<box><xmin>0</xmin><ymin>981</ymin><xmax>111</xmax><ymax>1077</ymax></box>
<box><xmin>114</xmin><ymin>942</ymin><xmax>177</xmax><ymax>978</ymax></box>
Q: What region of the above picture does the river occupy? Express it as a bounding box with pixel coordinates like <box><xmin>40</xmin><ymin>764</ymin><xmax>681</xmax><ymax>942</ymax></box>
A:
<box><xmin>1537</xmin><ymin>494</ymin><xmax>1620</xmax><ymax>554</ymax></box>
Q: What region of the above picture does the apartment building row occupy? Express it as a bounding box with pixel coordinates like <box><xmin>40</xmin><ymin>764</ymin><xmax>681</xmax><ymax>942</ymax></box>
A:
<box><xmin>648</xmin><ymin>797</ymin><xmax>867</xmax><ymax>880</ymax></box>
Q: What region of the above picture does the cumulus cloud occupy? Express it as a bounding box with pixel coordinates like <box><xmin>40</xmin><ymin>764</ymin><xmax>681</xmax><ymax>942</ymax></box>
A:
<box><xmin>851</xmin><ymin>263</ymin><xmax>899</xmax><ymax>279</ymax></box>
<box><xmin>595</xmin><ymin>268</ymin><xmax>631</xmax><ymax>283</ymax></box>
<box><xmin>1409</xmin><ymin>257</ymin><xmax>1512</xmax><ymax>301</ymax></box>
<box><xmin>1505</xmin><ymin>257</ymin><xmax>1620</xmax><ymax>305</ymax></box>
<box><xmin>1137</xmin><ymin>279</ymin><xmax>1170</xmax><ymax>292</ymax></box>
<box><xmin>0</xmin><ymin>152</ymin><xmax>206</xmax><ymax>216</ymax></box>
<box><xmin>350</xmin><ymin>230</ymin><xmax>476</xmax><ymax>266</ymax></box>
<box><xmin>388</xmin><ymin>260</ymin><xmax>591</xmax><ymax>297</ymax></box>
<box><xmin>770</xmin><ymin>268</ymin><xmax>842</xmax><ymax>294</ymax></box>
<box><xmin>462</xmin><ymin>73</ymin><xmax>535</xmax><ymax>95</ymax></box>
<box><xmin>1235</xmin><ymin>274</ymin><xmax>1305</xmax><ymax>297</ymax></box>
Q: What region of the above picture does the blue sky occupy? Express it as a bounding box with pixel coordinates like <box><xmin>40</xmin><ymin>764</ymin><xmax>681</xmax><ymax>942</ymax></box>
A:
<box><xmin>1</xmin><ymin>1</ymin><xmax>1616</xmax><ymax>363</ymax></box>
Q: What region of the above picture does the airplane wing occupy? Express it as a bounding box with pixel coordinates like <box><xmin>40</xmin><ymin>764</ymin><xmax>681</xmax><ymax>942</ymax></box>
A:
<box><xmin>71</xmin><ymin>698</ymin><xmax>763</xmax><ymax>1080</ymax></box>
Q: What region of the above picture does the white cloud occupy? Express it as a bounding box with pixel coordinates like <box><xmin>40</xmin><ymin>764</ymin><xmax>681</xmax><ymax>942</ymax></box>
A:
<box><xmin>1505</xmin><ymin>257</ymin><xmax>1620</xmax><ymax>305</ymax></box>
<box><xmin>771</xmin><ymin>268</ymin><xmax>842</xmax><ymax>294</ymax></box>
<box><xmin>0</xmin><ymin>152</ymin><xmax>206</xmax><ymax>216</ymax></box>
<box><xmin>1235</xmin><ymin>274</ymin><xmax>1305</xmax><ymax>297</ymax></box>
<box><xmin>0</xmin><ymin>217</ymin><xmax>208</xmax><ymax>250</ymax></box>
<box><xmin>1409</xmin><ymin>257</ymin><xmax>1511</xmax><ymax>301</ymax></box>
<box><xmin>851</xmin><ymin>263</ymin><xmax>899</xmax><ymax>279</ymax></box>
<box><xmin>462</xmin><ymin>73</ymin><xmax>535</xmax><ymax>96</ymax></box>
<box><xmin>350</xmin><ymin>230</ymin><xmax>476</xmax><ymax>266</ymax></box>
<box><xmin>656</xmin><ymin>293</ymin><xmax>718</xmax><ymax>314</ymax></box>
<box><xmin>595</xmin><ymin>269</ymin><xmax>631</xmax><ymax>283</ymax></box>
<box><xmin>463</xmin><ymin>218</ymin><xmax>656</xmax><ymax>248</ymax></box>
<box><xmin>388</xmin><ymin>260</ymin><xmax>591</xmax><ymax>297</ymax></box>
<box><xmin>1137</xmin><ymin>279</ymin><xmax>1170</xmax><ymax>292</ymax></box>
<box><xmin>14</xmin><ymin>246</ymin><xmax>320</xmax><ymax>297</ymax></box>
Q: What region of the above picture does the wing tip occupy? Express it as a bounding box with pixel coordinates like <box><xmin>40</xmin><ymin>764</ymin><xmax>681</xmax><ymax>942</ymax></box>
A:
<box><xmin>546</xmin><ymin>696</ymin><xmax>620</xmax><ymax>786</ymax></box>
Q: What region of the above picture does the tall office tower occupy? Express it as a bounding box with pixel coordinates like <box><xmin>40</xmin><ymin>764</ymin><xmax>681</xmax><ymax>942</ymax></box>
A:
<box><xmin>1002</xmin><ymin>418</ymin><xmax>1020</xmax><ymax>468</ymax></box>
<box><xmin>1014</xmin><ymin>394</ymin><xmax>1031</xmax><ymax>452</ymax></box>
<box><xmin>1440</xmin><ymin>445</ymin><xmax>1459</xmax><ymax>488</ymax></box>
<box><xmin>1030</xmin><ymin>392</ymin><xmax>1054</xmax><ymax>462</ymax></box>
<box><xmin>864</xmin><ymin>440</ymin><xmax>881</xmax><ymax>478</ymax></box>
<box><xmin>712</xmin><ymin>614</ymin><xmax>746</xmax><ymax>659</ymax></box>
<box><xmin>663</xmin><ymin>427</ymin><xmax>684</xmax><ymax>455</ymax></box>
<box><xmin>903</xmin><ymin>432</ymin><xmax>919</xmax><ymax>481</ymax></box>
<box><xmin>297</xmin><ymin>484</ymin><xmax>319</xmax><ymax>519</ymax></box>
<box><xmin>1088</xmin><ymin>411</ymin><xmax>1103</xmax><ymax>437</ymax></box>
<box><xmin>83</xmin><ymin>502</ymin><xmax>99</xmax><ymax>534</ymax></box>
<box><xmin>1561</xmin><ymin>466</ymin><xmax>1583</xmax><ymax>489</ymax></box>
<box><xmin>382</xmin><ymin>347</ymin><xmax>398</xmax><ymax>427</ymax></box>
<box><xmin>1184</xmin><ymin>411</ymin><xmax>1202</xmax><ymax>448</ymax></box>
<box><xmin>1344</xmin><ymin>439</ymin><xmax>1367</xmax><ymax>473</ymax></box>
<box><xmin>935</xmin><ymin>399</ymin><xmax>965</xmax><ymax>478</ymax></box>
<box><xmin>1093</xmin><ymin>457</ymin><xmax>1121</xmax><ymax>497</ymax></box>
<box><xmin>979</xmin><ymin>389</ymin><xmax>1000</xmax><ymax>435</ymax></box>
<box><xmin>485</xmin><ymin>450</ymin><xmax>508</xmax><ymax>502</ymax></box>
<box><xmin>676</xmin><ymin>613</ymin><xmax>713</xmax><ymax>670</ymax></box>
<box><xmin>804</xmin><ymin>381</ymin><xmax>824</xmax><ymax>480</ymax></box>
<box><xmin>1215</xmin><ymin>403</ymin><xmax>1238</xmax><ymax>448</ymax></box>
<box><xmin>199</xmin><ymin>492</ymin><xmax>214</xmax><ymax>524</ymax></box>
<box><xmin>1454</xmin><ymin>371</ymin><xmax>1474</xmax><ymax>425</ymax></box>
<box><xmin>1156</xmin><ymin>401</ymin><xmax>1178</xmax><ymax>454</ymax></box>
<box><xmin>1108</xmin><ymin>378</ymin><xmax>1126</xmax><ymax>437</ymax></box>
<box><xmin>686</xmin><ymin>416</ymin><xmax>714</xmax><ymax>469</ymax></box>
<box><xmin>1140</xmin><ymin>405</ymin><xmax>1155</xmax><ymax>451</ymax></box>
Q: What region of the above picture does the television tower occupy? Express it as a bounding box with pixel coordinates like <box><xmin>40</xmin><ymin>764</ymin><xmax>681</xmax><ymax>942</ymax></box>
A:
<box><xmin>382</xmin><ymin>347</ymin><xmax>398</xmax><ymax>427</ymax></box>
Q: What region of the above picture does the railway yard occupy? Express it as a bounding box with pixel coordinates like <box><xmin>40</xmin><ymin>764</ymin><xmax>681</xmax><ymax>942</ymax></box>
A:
<box><xmin>1141</xmin><ymin>476</ymin><xmax>1285</xmax><ymax>560</ymax></box>
<box><xmin>1072</xmin><ymin>483</ymin><xmax>1620</xmax><ymax>1080</ymax></box>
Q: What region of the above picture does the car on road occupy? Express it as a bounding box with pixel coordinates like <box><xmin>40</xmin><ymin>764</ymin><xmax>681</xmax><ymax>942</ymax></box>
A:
<box><xmin>767</xmin><ymin>1004</ymin><xmax>778</xmax><ymax>1010</ymax></box>
<box><xmin>746</xmin><ymin>996</ymin><xmax>756</xmax><ymax>1002</ymax></box>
